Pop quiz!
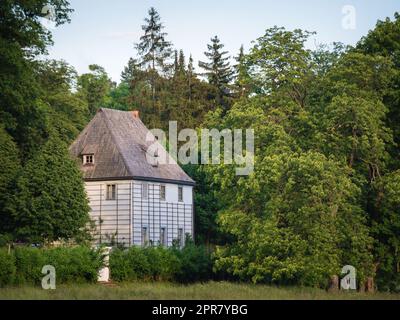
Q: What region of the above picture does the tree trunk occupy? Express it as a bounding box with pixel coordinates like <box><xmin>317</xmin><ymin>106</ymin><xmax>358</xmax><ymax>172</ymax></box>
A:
<box><xmin>366</xmin><ymin>277</ymin><xmax>374</xmax><ymax>293</ymax></box>
<box><xmin>328</xmin><ymin>275</ymin><xmax>339</xmax><ymax>293</ymax></box>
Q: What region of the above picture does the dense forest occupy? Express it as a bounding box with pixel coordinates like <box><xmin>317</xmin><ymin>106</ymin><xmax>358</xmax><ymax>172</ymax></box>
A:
<box><xmin>1</xmin><ymin>1</ymin><xmax>400</xmax><ymax>291</ymax></box>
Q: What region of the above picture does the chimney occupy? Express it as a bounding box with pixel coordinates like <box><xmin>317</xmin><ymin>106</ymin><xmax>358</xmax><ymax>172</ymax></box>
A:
<box><xmin>132</xmin><ymin>110</ymin><xmax>140</xmax><ymax>119</ymax></box>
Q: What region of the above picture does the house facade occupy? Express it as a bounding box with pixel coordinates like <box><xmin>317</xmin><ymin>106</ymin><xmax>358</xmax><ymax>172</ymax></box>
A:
<box><xmin>69</xmin><ymin>108</ymin><xmax>195</xmax><ymax>247</ymax></box>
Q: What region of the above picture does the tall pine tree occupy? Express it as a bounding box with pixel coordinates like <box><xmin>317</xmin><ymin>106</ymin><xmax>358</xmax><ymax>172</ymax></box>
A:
<box><xmin>199</xmin><ymin>35</ymin><xmax>233</xmax><ymax>111</ymax></box>
<box><xmin>233</xmin><ymin>45</ymin><xmax>251</xmax><ymax>98</ymax></box>
<box><xmin>135</xmin><ymin>7</ymin><xmax>172</xmax><ymax>112</ymax></box>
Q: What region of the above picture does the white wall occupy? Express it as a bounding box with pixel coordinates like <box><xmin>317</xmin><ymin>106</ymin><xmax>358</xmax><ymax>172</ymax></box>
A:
<box><xmin>132</xmin><ymin>180</ymin><xmax>193</xmax><ymax>247</ymax></box>
<box><xmin>85</xmin><ymin>179</ymin><xmax>193</xmax><ymax>247</ymax></box>
<box><xmin>163</xmin><ymin>183</ymin><xmax>193</xmax><ymax>204</ymax></box>
<box><xmin>85</xmin><ymin>180</ymin><xmax>132</xmax><ymax>246</ymax></box>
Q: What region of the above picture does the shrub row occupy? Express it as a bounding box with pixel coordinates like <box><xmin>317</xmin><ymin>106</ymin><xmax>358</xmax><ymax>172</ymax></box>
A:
<box><xmin>0</xmin><ymin>246</ymin><xmax>103</xmax><ymax>287</ymax></box>
<box><xmin>110</xmin><ymin>240</ymin><xmax>213</xmax><ymax>283</ymax></box>
<box><xmin>0</xmin><ymin>240</ymin><xmax>213</xmax><ymax>286</ymax></box>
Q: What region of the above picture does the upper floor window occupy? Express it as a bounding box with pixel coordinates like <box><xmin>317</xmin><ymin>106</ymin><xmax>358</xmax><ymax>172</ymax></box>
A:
<box><xmin>142</xmin><ymin>183</ymin><xmax>148</xmax><ymax>199</ymax></box>
<box><xmin>83</xmin><ymin>154</ymin><xmax>94</xmax><ymax>165</ymax></box>
<box><xmin>106</xmin><ymin>184</ymin><xmax>116</xmax><ymax>200</ymax></box>
<box><xmin>178</xmin><ymin>186</ymin><xmax>183</xmax><ymax>202</ymax></box>
<box><xmin>160</xmin><ymin>185</ymin><xmax>166</xmax><ymax>201</ymax></box>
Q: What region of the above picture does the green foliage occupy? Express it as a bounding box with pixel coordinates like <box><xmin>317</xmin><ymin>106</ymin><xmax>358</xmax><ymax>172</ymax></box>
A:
<box><xmin>371</xmin><ymin>171</ymin><xmax>400</xmax><ymax>291</ymax></box>
<box><xmin>357</xmin><ymin>13</ymin><xmax>400</xmax><ymax>155</ymax></box>
<box><xmin>199</xmin><ymin>36</ymin><xmax>233</xmax><ymax>110</ymax></box>
<box><xmin>183</xmin><ymin>164</ymin><xmax>225</xmax><ymax>245</ymax></box>
<box><xmin>135</xmin><ymin>7</ymin><xmax>172</xmax><ymax>73</ymax></box>
<box><xmin>14</xmin><ymin>247</ymin><xmax>45</xmax><ymax>285</ymax></box>
<box><xmin>172</xmin><ymin>238</ymin><xmax>213</xmax><ymax>283</ymax></box>
<box><xmin>77</xmin><ymin>64</ymin><xmax>114</xmax><ymax>117</ymax></box>
<box><xmin>0</xmin><ymin>0</ymin><xmax>73</xmax><ymax>157</ymax></box>
<box><xmin>110</xmin><ymin>243</ymin><xmax>212</xmax><ymax>283</ymax></box>
<box><xmin>0</xmin><ymin>246</ymin><xmax>103</xmax><ymax>286</ymax></box>
<box><xmin>11</xmin><ymin>136</ymin><xmax>91</xmax><ymax>244</ymax></box>
<box><xmin>212</xmin><ymin>151</ymin><xmax>373</xmax><ymax>287</ymax></box>
<box><xmin>42</xmin><ymin>246</ymin><xmax>103</xmax><ymax>284</ymax></box>
<box><xmin>0</xmin><ymin>127</ymin><xmax>20</xmax><ymax>237</ymax></box>
<box><xmin>0</xmin><ymin>249</ymin><xmax>16</xmax><ymax>287</ymax></box>
<box><xmin>246</xmin><ymin>26</ymin><xmax>315</xmax><ymax>108</ymax></box>
<box><xmin>110</xmin><ymin>246</ymin><xmax>151</xmax><ymax>281</ymax></box>
<box><xmin>1</xmin><ymin>1</ymin><xmax>400</xmax><ymax>292</ymax></box>
<box><xmin>36</xmin><ymin>60</ymin><xmax>89</xmax><ymax>143</ymax></box>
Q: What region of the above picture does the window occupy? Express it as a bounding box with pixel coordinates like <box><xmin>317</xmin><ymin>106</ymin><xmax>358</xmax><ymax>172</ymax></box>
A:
<box><xmin>160</xmin><ymin>185</ymin><xmax>166</xmax><ymax>201</ymax></box>
<box><xmin>178</xmin><ymin>186</ymin><xmax>183</xmax><ymax>202</ymax></box>
<box><xmin>83</xmin><ymin>154</ymin><xmax>94</xmax><ymax>165</ymax></box>
<box><xmin>142</xmin><ymin>226</ymin><xmax>149</xmax><ymax>246</ymax></box>
<box><xmin>106</xmin><ymin>184</ymin><xmax>116</xmax><ymax>200</ymax></box>
<box><xmin>177</xmin><ymin>228</ymin><xmax>184</xmax><ymax>247</ymax></box>
<box><xmin>142</xmin><ymin>183</ymin><xmax>148</xmax><ymax>199</ymax></box>
<box><xmin>160</xmin><ymin>227</ymin><xmax>167</xmax><ymax>246</ymax></box>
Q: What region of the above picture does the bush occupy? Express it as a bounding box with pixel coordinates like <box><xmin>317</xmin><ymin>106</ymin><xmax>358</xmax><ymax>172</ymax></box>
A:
<box><xmin>172</xmin><ymin>238</ymin><xmax>212</xmax><ymax>283</ymax></box>
<box><xmin>42</xmin><ymin>246</ymin><xmax>103</xmax><ymax>284</ymax></box>
<box><xmin>0</xmin><ymin>246</ymin><xmax>103</xmax><ymax>286</ymax></box>
<box><xmin>0</xmin><ymin>249</ymin><xmax>16</xmax><ymax>287</ymax></box>
<box><xmin>110</xmin><ymin>240</ymin><xmax>213</xmax><ymax>283</ymax></box>
<box><xmin>14</xmin><ymin>247</ymin><xmax>45</xmax><ymax>285</ymax></box>
<box><xmin>109</xmin><ymin>247</ymin><xmax>150</xmax><ymax>281</ymax></box>
<box><xmin>143</xmin><ymin>246</ymin><xmax>180</xmax><ymax>281</ymax></box>
<box><xmin>109</xmin><ymin>248</ymin><xmax>131</xmax><ymax>282</ymax></box>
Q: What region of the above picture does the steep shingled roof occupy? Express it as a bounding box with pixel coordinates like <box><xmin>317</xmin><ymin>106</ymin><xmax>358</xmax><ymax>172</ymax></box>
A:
<box><xmin>69</xmin><ymin>108</ymin><xmax>195</xmax><ymax>185</ymax></box>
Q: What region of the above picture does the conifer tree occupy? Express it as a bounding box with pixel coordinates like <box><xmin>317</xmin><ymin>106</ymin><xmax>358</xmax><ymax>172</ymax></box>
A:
<box><xmin>136</xmin><ymin>7</ymin><xmax>172</xmax><ymax>72</ymax></box>
<box><xmin>178</xmin><ymin>50</ymin><xmax>186</xmax><ymax>74</ymax></box>
<box><xmin>12</xmin><ymin>136</ymin><xmax>91</xmax><ymax>244</ymax></box>
<box><xmin>135</xmin><ymin>7</ymin><xmax>173</xmax><ymax>113</ymax></box>
<box><xmin>199</xmin><ymin>36</ymin><xmax>233</xmax><ymax>110</ymax></box>
<box><xmin>233</xmin><ymin>45</ymin><xmax>251</xmax><ymax>97</ymax></box>
<box><xmin>121</xmin><ymin>57</ymin><xmax>141</xmax><ymax>84</ymax></box>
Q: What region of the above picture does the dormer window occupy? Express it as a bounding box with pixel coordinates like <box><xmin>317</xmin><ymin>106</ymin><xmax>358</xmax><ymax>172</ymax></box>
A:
<box><xmin>83</xmin><ymin>154</ymin><xmax>94</xmax><ymax>165</ymax></box>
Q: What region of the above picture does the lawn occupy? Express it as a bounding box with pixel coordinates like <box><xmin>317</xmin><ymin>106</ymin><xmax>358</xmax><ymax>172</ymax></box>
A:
<box><xmin>0</xmin><ymin>281</ymin><xmax>399</xmax><ymax>300</ymax></box>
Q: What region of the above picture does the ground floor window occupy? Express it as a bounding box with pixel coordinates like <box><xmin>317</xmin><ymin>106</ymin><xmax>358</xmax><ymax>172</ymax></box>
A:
<box><xmin>177</xmin><ymin>228</ymin><xmax>184</xmax><ymax>247</ymax></box>
<box><xmin>142</xmin><ymin>226</ymin><xmax>149</xmax><ymax>245</ymax></box>
<box><xmin>160</xmin><ymin>227</ymin><xmax>167</xmax><ymax>246</ymax></box>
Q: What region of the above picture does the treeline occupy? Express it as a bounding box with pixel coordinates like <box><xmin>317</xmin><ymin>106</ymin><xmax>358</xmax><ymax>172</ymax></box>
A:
<box><xmin>202</xmin><ymin>18</ymin><xmax>400</xmax><ymax>291</ymax></box>
<box><xmin>105</xmin><ymin>7</ymin><xmax>240</xmax><ymax>130</ymax></box>
<box><xmin>1</xmin><ymin>1</ymin><xmax>400</xmax><ymax>291</ymax></box>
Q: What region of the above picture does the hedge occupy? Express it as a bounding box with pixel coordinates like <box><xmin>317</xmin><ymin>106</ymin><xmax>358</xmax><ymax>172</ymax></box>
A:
<box><xmin>0</xmin><ymin>249</ymin><xmax>16</xmax><ymax>287</ymax></box>
<box><xmin>0</xmin><ymin>242</ymin><xmax>213</xmax><ymax>286</ymax></box>
<box><xmin>109</xmin><ymin>240</ymin><xmax>212</xmax><ymax>283</ymax></box>
<box><xmin>0</xmin><ymin>246</ymin><xmax>103</xmax><ymax>287</ymax></box>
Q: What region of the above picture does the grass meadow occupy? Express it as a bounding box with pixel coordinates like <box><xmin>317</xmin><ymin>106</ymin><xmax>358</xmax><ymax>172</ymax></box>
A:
<box><xmin>0</xmin><ymin>281</ymin><xmax>399</xmax><ymax>300</ymax></box>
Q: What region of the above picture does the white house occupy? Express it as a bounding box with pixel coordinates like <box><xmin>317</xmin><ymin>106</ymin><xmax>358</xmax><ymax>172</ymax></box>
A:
<box><xmin>69</xmin><ymin>108</ymin><xmax>195</xmax><ymax>247</ymax></box>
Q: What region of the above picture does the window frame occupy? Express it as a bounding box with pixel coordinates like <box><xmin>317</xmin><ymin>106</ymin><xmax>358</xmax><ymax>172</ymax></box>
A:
<box><xmin>177</xmin><ymin>228</ymin><xmax>184</xmax><ymax>247</ymax></box>
<box><xmin>106</xmin><ymin>184</ymin><xmax>116</xmax><ymax>201</ymax></box>
<box><xmin>142</xmin><ymin>182</ymin><xmax>148</xmax><ymax>199</ymax></box>
<box><xmin>178</xmin><ymin>186</ymin><xmax>183</xmax><ymax>202</ymax></box>
<box><xmin>83</xmin><ymin>154</ymin><xmax>94</xmax><ymax>165</ymax></box>
<box><xmin>160</xmin><ymin>185</ymin><xmax>166</xmax><ymax>201</ymax></box>
<box><xmin>142</xmin><ymin>226</ymin><xmax>149</xmax><ymax>246</ymax></box>
<box><xmin>160</xmin><ymin>227</ymin><xmax>167</xmax><ymax>246</ymax></box>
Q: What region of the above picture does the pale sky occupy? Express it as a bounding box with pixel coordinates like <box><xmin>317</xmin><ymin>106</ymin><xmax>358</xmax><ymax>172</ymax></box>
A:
<box><xmin>47</xmin><ymin>0</ymin><xmax>400</xmax><ymax>83</ymax></box>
